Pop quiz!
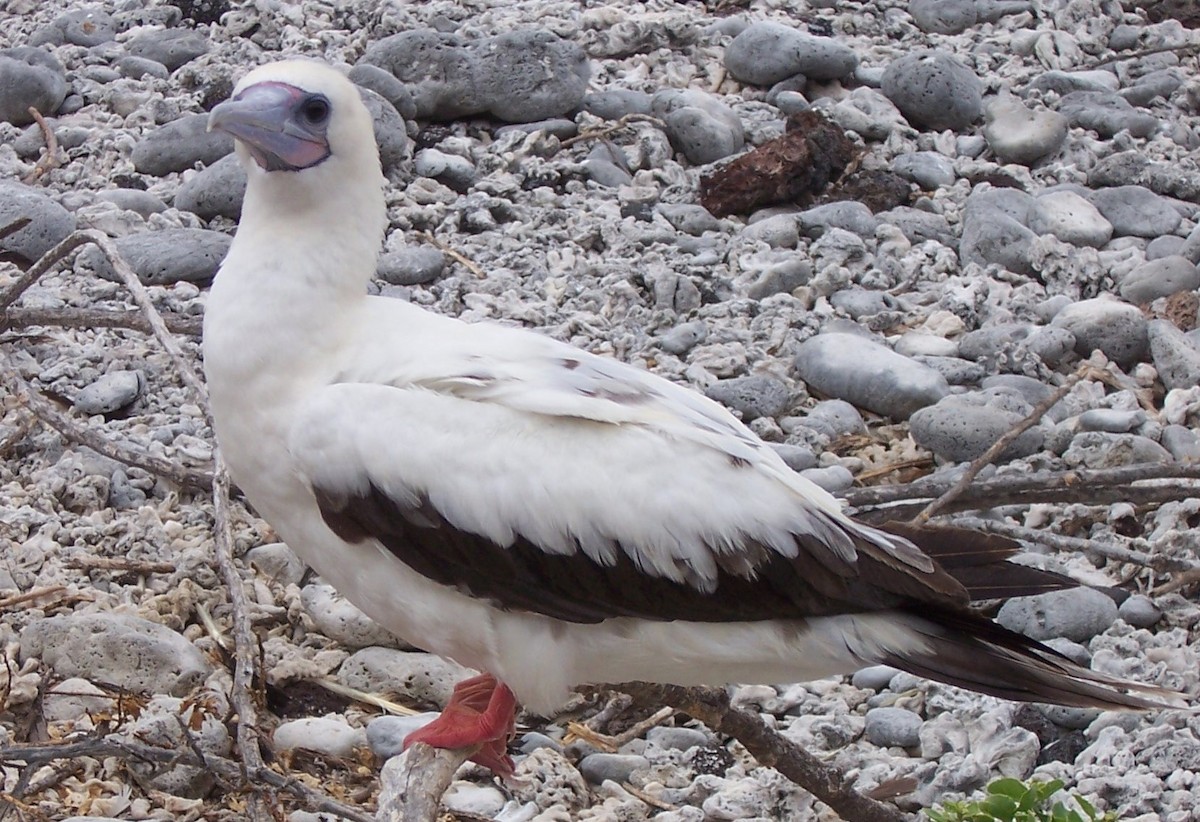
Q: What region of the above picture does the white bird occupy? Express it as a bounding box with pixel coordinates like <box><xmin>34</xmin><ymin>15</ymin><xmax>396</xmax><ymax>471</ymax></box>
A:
<box><xmin>204</xmin><ymin>60</ymin><xmax>1177</xmax><ymax>776</ymax></box>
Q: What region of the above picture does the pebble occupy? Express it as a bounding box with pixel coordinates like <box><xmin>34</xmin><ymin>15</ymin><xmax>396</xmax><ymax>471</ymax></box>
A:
<box><xmin>996</xmin><ymin>587</ymin><xmax>1119</xmax><ymax>643</ymax></box>
<box><xmin>0</xmin><ymin>47</ymin><xmax>68</xmax><ymax>125</ymax></box>
<box><xmin>96</xmin><ymin>188</ymin><xmax>167</xmax><ymax>217</ymax></box>
<box><xmin>880</xmin><ymin>206</ymin><xmax>955</xmax><ymax>246</ymax></box>
<box><xmin>724</xmin><ymin>21</ymin><xmax>858</xmax><ymax>84</ymax></box>
<box><xmin>301</xmin><ymin>583</ymin><xmax>400</xmax><ymax>649</ymax></box>
<box><xmin>657</xmin><ymin>321</ymin><xmax>707</xmax><ymax>355</ymax></box>
<box><xmin>1148</xmin><ymin>319</ymin><xmax>1200</xmax><ymax>391</ymax></box>
<box><xmin>794</xmin><ymin>333</ymin><xmax>949</xmax><ymax>419</ymax></box>
<box><xmin>646</xmin><ymin>726</ymin><xmax>709</xmax><ymax>751</ymax></box>
<box><xmin>365</xmin><ymin>713</ymin><xmax>439</xmax><ymax>759</ymax></box>
<box><xmin>819</xmin><ymin>87</ymin><xmax>906</xmax><ymax>141</ymax></box>
<box><xmin>852</xmin><ymin>665</ymin><xmax>900</xmax><ymax>691</ymax></box>
<box><xmin>770</xmin><ymin>443</ymin><xmax>818</xmax><ymax>471</ymax></box>
<box><xmin>359</xmin><ymin>88</ymin><xmax>411</xmax><ymax>172</ymax></box>
<box><xmin>348</xmin><ymin>62</ymin><xmax>418</xmax><ymax>120</ymax></box>
<box><xmin>30</xmin><ymin>7</ymin><xmax>117</xmax><ymax>47</ymax></box>
<box><xmin>79</xmin><ymin>228</ymin><xmax>232</xmax><ymax>285</ymax></box>
<box><xmin>377</xmin><ymin>246</ymin><xmax>447</xmax><ymax>285</ymax></box>
<box><xmin>864</xmin><ymin>707</ymin><xmax>923</xmax><ymax>748</ymax></box>
<box><xmin>414</xmin><ymin>148</ymin><xmax>477</xmax><ymax>191</ymax></box>
<box><xmin>797</xmin><ymin>201</ymin><xmax>877</xmax><ymax>238</ymax></box>
<box><xmin>1057</xmin><ymin>90</ymin><xmax>1159</xmax><ymax>139</ymax></box>
<box><xmin>653</xmin><ymin>88</ymin><xmax>744</xmax><ymax>165</ymax></box>
<box><xmin>73</xmin><ymin>370</ymin><xmax>145</xmax><ymax>415</ymax></box>
<box><xmin>337</xmin><ymin>647</ymin><xmax>474</xmax><ymax>707</ymax></box>
<box><xmin>1051</xmin><ymin>297</ymin><xmax>1149</xmax><ymax>368</ymax></box>
<box><xmin>579</xmin><ymin>752</ymin><xmax>649</xmax><ymax>784</ymax></box>
<box><xmin>800</xmin><ymin>399</ymin><xmax>867</xmax><ymax>439</ymax></box>
<box><xmin>115</xmin><ymin>55</ymin><xmax>171</xmax><ymax>81</ymax></box>
<box><xmin>19</xmin><ymin>613</ymin><xmax>210</xmax><ymax>696</ymax></box>
<box><xmin>982</xmin><ymin>94</ymin><xmax>1069</xmax><ymax>166</ymax></box>
<box><xmin>799</xmin><ymin>464</ymin><xmax>854</xmax><ymax>492</ymax></box>
<box><xmin>1062</xmin><ymin>432</ymin><xmax>1172</xmax><ymax>468</ymax></box>
<box><xmin>174</xmin><ymin>153</ymin><xmax>247</xmax><ymax>220</ymax></box>
<box><xmin>1030</xmin><ymin>190</ymin><xmax>1112</xmax><ymax>248</ymax></box>
<box><xmin>1119</xmin><ymin>256</ymin><xmax>1200</xmax><ymax>304</ymax></box>
<box><xmin>881</xmin><ymin>50</ymin><xmax>982</xmax><ymax>131</ymax></box>
<box><xmin>583</xmin><ymin>89</ymin><xmax>654</xmax><ymax>120</ymax></box>
<box><xmin>274</xmin><ymin>715</ymin><xmax>367</xmax><ymax>758</ymax></box>
<box><xmin>1147</xmin><ymin>235</ymin><xmax>1185</xmax><ymax>260</ymax></box>
<box><xmin>131</xmin><ymin>113</ymin><xmax>235</xmax><ymax>176</ymax></box>
<box><xmin>703</xmin><ymin>374</ymin><xmax>790</xmax><ymax>420</ymax></box>
<box><xmin>246</xmin><ymin>542</ymin><xmax>307</xmax><ymax>586</ymax></box>
<box><xmin>359</xmin><ymin>28</ymin><xmax>588</xmax><ymax>122</ymax></box>
<box><xmin>443</xmin><ymin>783</ymin><xmax>507</xmax><ymax>818</ymax></box>
<box><xmin>910</xmin><ymin>395</ymin><xmax>1044</xmax><ymax>462</ymax></box>
<box><xmin>125</xmin><ymin>28</ymin><xmax>209</xmax><ymax>71</ymax></box>
<box><xmin>43</xmin><ymin>677</ymin><xmax>112</xmax><ymax>723</ymax></box>
<box><xmin>0</xmin><ymin>179</ymin><xmax>76</xmax><ymax>263</ymax></box>
<box><xmin>959</xmin><ymin>212</ymin><xmax>1037</xmax><ymax>275</ymax></box>
<box><xmin>1161</xmin><ymin>424</ymin><xmax>1200</xmax><ymax>462</ymax></box>
<box><xmin>1087</xmin><ymin>185</ymin><xmax>1183</xmax><ymax>238</ymax></box>
<box><xmin>1077</xmin><ymin>409</ymin><xmax>1145</xmax><ymax>433</ymax></box>
<box><xmin>892</xmin><ymin>151</ymin><xmax>955</xmax><ymax>190</ymax></box>
<box><xmin>1119</xmin><ymin>594</ymin><xmax>1163</xmax><ymax>628</ymax></box>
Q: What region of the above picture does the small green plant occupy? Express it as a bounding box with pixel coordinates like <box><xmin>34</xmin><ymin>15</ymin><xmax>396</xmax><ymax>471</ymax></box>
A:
<box><xmin>925</xmin><ymin>777</ymin><xmax>1118</xmax><ymax>822</ymax></box>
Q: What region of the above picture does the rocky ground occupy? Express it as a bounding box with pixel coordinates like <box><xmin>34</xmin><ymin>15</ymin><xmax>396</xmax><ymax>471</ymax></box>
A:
<box><xmin>2</xmin><ymin>0</ymin><xmax>1200</xmax><ymax>820</ymax></box>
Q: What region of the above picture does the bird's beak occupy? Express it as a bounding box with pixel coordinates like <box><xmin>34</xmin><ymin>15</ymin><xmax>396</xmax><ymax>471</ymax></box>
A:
<box><xmin>209</xmin><ymin>81</ymin><xmax>330</xmax><ymax>172</ymax></box>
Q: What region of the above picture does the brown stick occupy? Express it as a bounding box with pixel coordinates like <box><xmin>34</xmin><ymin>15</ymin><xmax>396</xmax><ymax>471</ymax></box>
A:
<box><xmin>64</xmin><ymin>556</ymin><xmax>178</xmax><ymax>575</ymax></box>
<box><xmin>558</xmin><ymin>113</ymin><xmax>668</xmax><ymax>149</ymax></box>
<box><xmin>0</xmin><ymin>230</ymin><xmax>106</xmax><ymax>317</ymax></box>
<box><xmin>4</xmin><ymin>305</ymin><xmax>203</xmax><ymax>336</ymax></box>
<box><xmin>376</xmin><ymin>744</ymin><xmax>472</xmax><ymax>822</ymax></box>
<box><xmin>617</xmin><ymin>683</ymin><xmax>909</xmax><ymax>822</ymax></box>
<box><xmin>420</xmin><ymin>231</ymin><xmax>486</xmax><ymax>279</ymax></box>
<box><xmin>21</xmin><ymin>107</ymin><xmax>61</xmax><ymax>185</ymax></box>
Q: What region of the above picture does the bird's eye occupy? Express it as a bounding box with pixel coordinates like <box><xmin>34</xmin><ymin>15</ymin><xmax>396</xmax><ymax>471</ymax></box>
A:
<box><xmin>300</xmin><ymin>95</ymin><xmax>330</xmax><ymax>125</ymax></box>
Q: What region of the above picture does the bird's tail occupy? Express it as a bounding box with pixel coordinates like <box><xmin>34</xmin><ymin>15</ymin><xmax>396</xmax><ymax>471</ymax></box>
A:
<box><xmin>877</xmin><ymin>606</ymin><xmax>1185</xmax><ymax>711</ymax></box>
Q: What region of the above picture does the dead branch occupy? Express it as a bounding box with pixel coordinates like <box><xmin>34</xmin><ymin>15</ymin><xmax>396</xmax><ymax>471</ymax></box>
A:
<box><xmin>0</xmin><ymin>585</ymin><xmax>68</xmax><ymax>611</ymax></box>
<box><xmin>558</xmin><ymin>113</ymin><xmax>667</xmax><ymax>149</ymax></box>
<box><xmin>420</xmin><ymin>231</ymin><xmax>485</xmax><ymax>279</ymax></box>
<box><xmin>0</xmin><ymin>217</ymin><xmax>31</xmax><ymax>241</ymax></box>
<box><xmin>21</xmin><ymin>107</ymin><xmax>60</xmax><ymax>185</ymax></box>
<box><xmin>617</xmin><ymin>682</ymin><xmax>910</xmax><ymax>822</ymax></box>
<box><xmin>376</xmin><ymin>744</ymin><xmax>472</xmax><ymax>822</ymax></box>
<box><xmin>64</xmin><ymin>556</ymin><xmax>178</xmax><ymax>575</ymax></box>
<box><xmin>4</xmin><ymin>306</ymin><xmax>202</xmax><ymax>336</ymax></box>
<box><xmin>915</xmin><ymin>361</ymin><xmax>1097</xmax><ymax>523</ymax></box>
<box><xmin>0</xmin><ymin>230</ymin><xmax>107</xmax><ymax>318</ymax></box>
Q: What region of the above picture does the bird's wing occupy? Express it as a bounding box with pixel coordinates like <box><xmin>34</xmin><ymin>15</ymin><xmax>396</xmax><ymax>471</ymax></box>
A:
<box><xmin>292</xmin><ymin>316</ymin><xmax>967</xmax><ymax>624</ymax></box>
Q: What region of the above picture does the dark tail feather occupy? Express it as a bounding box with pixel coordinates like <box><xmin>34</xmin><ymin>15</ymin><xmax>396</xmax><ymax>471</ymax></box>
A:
<box><xmin>880</xmin><ymin>521</ymin><xmax>1076</xmax><ymax>601</ymax></box>
<box><xmin>881</xmin><ymin>607</ymin><xmax>1185</xmax><ymax>711</ymax></box>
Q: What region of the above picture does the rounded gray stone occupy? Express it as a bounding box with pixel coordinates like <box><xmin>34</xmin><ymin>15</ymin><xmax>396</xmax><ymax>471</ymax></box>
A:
<box><xmin>358</xmin><ymin>87</ymin><xmax>411</xmax><ymax>173</ymax></box>
<box><xmin>960</xmin><ymin>212</ymin><xmax>1037</xmax><ymax>275</ymax></box>
<box><xmin>882</xmin><ymin>50</ymin><xmax>982</xmax><ymax>131</ymax></box>
<box><xmin>879</xmin><ymin>206</ymin><xmax>955</xmax><ymax>246</ymax></box>
<box><xmin>132</xmin><ymin>113</ymin><xmax>235</xmax><ymax>176</ymax></box>
<box><xmin>654</xmin><ymin>89</ymin><xmax>744</xmax><ymax>165</ymax></box>
<box><xmin>1077</xmin><ymin>408</ymin><xmax>1145</xmax><ymax>433</ymax></box>
<box><xmin>116</xmin><ymin>55</ymin><xmax>171</xmax><ymax>80</ymax></box>
<box><xmin>1147</xmin><ymin>319</ymin><xmax>1200</xmax><ymax>391</ymax></box>
<box><xmin>1146</xmin><ymin>235</ymin><xmax>1185</xmax><ymax>260</ymax></box>
<box><xmin>19</xmin><ymin>613</ymin><xmax>210</xmax><ymax>695</ymax></box>
<box><xmin>245</xmin><ymin>542</ymin><xmax>306</xmax><ymax>587</ymax></box>
<box><xmin>1087</xmin><ymin>186</ymin><xmax>1182</xmax><ymax>238</ymax></box>
<box><xmin>79</xmin><ymin>228</ymin><xmax>231</xmax><ymax>286</ymax></box>
<box><xmin>1057</xmin><ymin>91</ymin><xmax>1158</xmax><ymax>139</ymax></box>
<box><xmin>0</xmin><ymin>47</ymin><xmax>68</xmax><ymax>126</ymax></box>
<box><xmin>348</xmin><ymin>62</ymin><xmax>418</xmax><ymax>120</ymax></box>
<box><xmin>1162</xmin><ymin>424</ymin><xmax>1200</xmax><ymax>462</ymax></box>
<box><xmin>301</xmin><ymin>583</ymin><xmax>400</xmax><ymax>649</ymax></box>
<box><xmin>864</xmin><ymin>707</ymin><xmax>923</xmax><ymax>748</ymax></box>
<box><xmin>125</xmin><ymin>28</ymin><xmax>209</xmax><ymax>71</ymax></box>
<box><xmin>338</xmin><ymin>648</ymin><xmax>474</xmax><ymax>707</ymax></box>
<box><xmin>96</xmin><ymin>188</ymin><xmax>168</xmax><ymax>217</ymax></box>
<box><xmin>798</xmin><ymin>201</ymin><xmax>878</xmax><ymax>238</ymax></box>
<box><xmin>74</xmin><ymin>370</ymin><xmax>145</xmax><ymax>415</ymax></box>
<box><xmin>32</xmin><ymin>7</ymin><xmax>117</xmax><ymax>47</ymax></box>
<box><xmin>583</xmin><ymin>89</ymin><xmax>653</xmax><ymax>120</ymax></box>
<box><xmin>377</xmin><ymin>247</ymin><xmax>447</xmax><ymax>286</ymax></box>
<box><xmin>770</xmin><ymin>443</ymin><xmax>818</xmax><ymax>471</ymax></box>
<box><xmin>1119</xmin><ymin>256</ymin><xmax>1200</xmax><ymax>304</ymax></box>
<box><xmin>414</xmin><ymin>148</ymin><xmax>476</xmax><ymax>191</ymax></box>
<box><xmin>0</xmin><ymin>179</ymin><xmax>76</xmax><ymax>263</ymax></box>
<box><xmin>704</xmin><ymin>374</ymin><xmax>791</xmax><ymax>420</ymax></box>
<box><xmin>366</xmin><ymin>713</ymin><xmax>439</xmax><ymax>759</ymax></box>
<box><xmin>892</xmin><ymin>151</ymin><xmax>955</xmax><ymax>189</ymax></box>
<box><xmin>1051</xmin><ymin>298</ymin><xmax>1149</xmax><ymax>368</ymax></box>
<box><xmin>908</xmin><ymin>0</ymin><xmax>977</xmax><ymax>33</ymax></box>
<box><xmin>852</xmin><ymin>665</ymin><xmax>901</xmax><ymax>691</ymax></box>
<box><xmin>659</xmin><ymin>204</ymin><xmax>722</xmax><ymax>236</ymax></box>
<box><xmin>1029</xmin><ymin>191</ymin><xmax>1112</xmax><ymax>248</ymax></box>
<box><xmin>646</xmin><ymin>726</ymin><xmax>709</xmax><ymax>750</ymax></box>
<box><xmin>657</xmin><ymin>321</ymin><xmax>707</xmax><ymax>355</ymax></box>
<box><xmin>273</xmin><ymin>716</ymin><xmax>367</xmax><ymax>758</ymax></box>
<box><xmin>794</xmin><ymin>332</ymin><xmax>949</xmax><ymax>419</ymax></box>
<box><xmin>1062</xmin><ymin>432</ymin><xmax>1172</xmax><ymax>469</ymax></box>
<box><xmin>579</xmin><ymin>753</ymin><xmax>649</xmax><ymax>784</ymax></box>
<box><xmin>1118</xmin><ymin>594</ymin><xmax>1162</xmax><ymax>628</ymax></box>
<box><xmin>910</xmin><ymin>397</ymin><xmax>1044</xmax><ymax>462</ymax></box>
<box><xmin>799</xmin><ymin>464</ymin><xmax>854</xmax><ymax>492</ymax></box>
<box><xmin>175</xmin><ymin>153</ymin><xmax>247</xmax><ymax>220</ymax></box>
<box><xmin>725</xmin><ymin>21</ymin><xmax>858</xmax><ymax>84</ymax></box>
<box><xmin>982</xmin><ymin>95</ymin><xmax>1068</xmax><ymax>166</ymax></box>
<box><xmin>996</xmin><ymin>587</ymin><xmax>1119</xmax><ymax>643</ymax></box>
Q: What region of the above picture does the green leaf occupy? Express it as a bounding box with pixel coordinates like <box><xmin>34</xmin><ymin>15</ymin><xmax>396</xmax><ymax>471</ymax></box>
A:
<box><xmin>988</xmin><ymin>778</ymin><xmax>1031</xmax><ymax>800</ymax></box>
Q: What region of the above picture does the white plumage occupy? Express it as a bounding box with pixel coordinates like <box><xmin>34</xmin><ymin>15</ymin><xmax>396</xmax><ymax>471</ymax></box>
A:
<box><xmin>204</xmin><ymin>60</ymin><xmax>1176</xmax><ymax>765</ymax></box>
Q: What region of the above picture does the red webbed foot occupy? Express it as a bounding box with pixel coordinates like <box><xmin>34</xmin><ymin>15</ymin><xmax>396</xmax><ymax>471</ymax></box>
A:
<box><xmin>403</xmin><ymin>673</ymin><xmax>518</xmax><ymax>778</ymax></box>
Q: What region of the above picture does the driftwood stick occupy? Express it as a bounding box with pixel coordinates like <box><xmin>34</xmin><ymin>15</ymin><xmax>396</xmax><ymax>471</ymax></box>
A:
<box><xmin>21</xmin><ymin>107</ymin><xmax>61</xmax><ymax>185</ymax></box>
<box><xmin>376</xmin><ymin>744</ymin><xmax>472</xmax><ymax>822</ymax></box>
<box><xmin>4</xmin><ymin>305</ymin><xmax>203</xmax><ymax>336</ymax></box>
<box><xmin>618</xmin><ymin>683</ymin><xmax>909</xmax><ymax>822</ymax></box>
<box><xmin>0</xmin><ymin>230</ymin><xmax>105</xmax><ymax>317</ymax></box>
<box><xmin>559</xmin><ymin>113</ymin><xmax>667</xmax><ymax>149</ymax></box>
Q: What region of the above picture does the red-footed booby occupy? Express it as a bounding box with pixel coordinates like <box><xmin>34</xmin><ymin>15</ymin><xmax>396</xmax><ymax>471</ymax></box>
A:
<box><xmin>204</xmin><ymin>60</ymin><xmax>1179</xmax><ymax>777</ymax></box>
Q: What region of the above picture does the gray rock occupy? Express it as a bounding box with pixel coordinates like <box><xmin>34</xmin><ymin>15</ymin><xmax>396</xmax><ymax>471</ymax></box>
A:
<box><xmin>852</xmin><ymin>665</ymin><xmax>901</xmax><ymax>691</ymax></box>
<box><xmin>646</xmin><ymin>726</ymin><xmax>709</xmax><ymax>750</ymax></box>
<box><xmin>496</xmin><ymin>118</ymin><xmax>579</xmax><ymax>140</ymax></box>
<box><xmin>799</xmin><ymin>464</ymin><xmax>854</xmax><ymax>492</ymax></box>
<box><xmin>365</xmin><ymin>713</ymin><xmax>439</xmax><ymax>759</ymax></box>
<box><xmin>31</xmin><ymin>7</ymin><xmax>117</xmax><ymax>47</ymax></box>
<box><xmin>359</xmin><ymin>28</ymin><xmax>589</xmax><ymax>123</ymax></box>
<box><xmin>79</xmin><ymin>228</ymin><xmax>231</xmax><ymax>285</ymax></box>
<box><xmin>301</xmin><ymin>583</ymin><xmax>400</xmax><ymax>649</ymax></box>
<box><xmin>864</xmin><ymin>707</ymin><xmax>923</xmax><ymax>748</ymax></box>
<box><xmin>908</xmin><ymin>0</ymin><xmax>977</xmax><ymax>34</ymax></box>
<box><xmin>1087</xmin><ymin>186</ymin><xmax>1182</xmax><ymax>238</ymax></box>
<box><xmin>1183</xmin><ymin>221</ymin><xmax>1200</xmax><ymax>265</ymax></box>
<box><xmin>348</xmin><ymin>63</ymin><xmax>418</xmax><ymax>120</ymax></box>
<box><xmin>583</xmin><ymin>157</ymin><xmax>632</xmax><ymax>188</ymax></box>
<box><xmin>963</xmin><ymin>186</ymin><xmax>1035</xmax><ymax>224</ymax></box>
<box><xmin>820</xmin><ymin>87</ymin><xmax>906</xmax><ymax>140</ymax></box>
<box><xmin>0</xmin><ymin>179</ymin><xmax>76</xmax><ymax>263</ymax></box>
<box><xmin>914</xmin><ymin>355</ymin><xmax>987</xmax><ymax>384</ymax></box>
<box><xmin>1030</xmin><ymin>191</ymin><xmax>1112</xmax><ymax>248</ymax></box>
<box><xmin>115</xmin><ymin>55</ymin><xmax>170</xmax><ymax>80</ymax></box>
<box><xmin>1118</xmin><ymin>594</ymin><xmax>1162</xmax><ymax>628</ymax></box>
<box><xmin>745</xmin><ymin>257</ymin><xmax>813</xmax><ymax>300</ymax></box>
<box><xmin>579</xmin><ymin>753</ymin><xmax>649</xmax><ymax>784</ymax></box>
<box><xmin>1119</xmin><ymin>256</ymin><xmax>1200</xmax><ymax>304</ymax></box>
<box><xmin>246</xmin><ymin>542</ymin><xmax>306</xmax><ymax>587</ymax></box>
<box><xmin>126</xmin><ymin>696</ymin><xmax>229</xmax><ymax>798</ymax></box>
<box><xmin>583</xmin><ymin>89</ymin><xmax>653</xmax><ymax>120</ymax></box>
<box><xmin>1057</xmin><ymin>91</ymin><xmax>1158</xmax><ymax>138</ymax></box>
<box><xmin>801</xmin><ymin>399</ymin><xmax>866</xmax><ymax>439</ymax></box>
<box><xmin>1051</xmin><ymin>298</ymin><xmax>1149</xmax><ymax>368</ymax></box>
<box><xmin>983</xmin><ymin>95</ymin><xmax>1068</xmax><ymax>166</ymax></box>
<box><xmin>892</xmin><ymin>151</ymin><xmax>955</xmax><ymax>189</ymax></box>
<box><xmin>659</xmin><ymin>204</ymin><xmax>722</xmax><ymax>236</ymax></box>
<box><xmin>794</xmin><ymin>333</ymin><xmax>949</xmax><ymax>419</ymax></box>
<box><xmin>910</xmin><ymin>396</ymin><xmax>1044</xmax><ymax>462</ymax></box>
<box><xmin>125</xmin><ymin>28</ymin><xmax>209</xmax><ymax>71</ymax></box>
<box><xmin>657</xmin><ymin>321</ymin><xmax>707</xmax><ymax>355</ymax></box>
<box><xmin>996</xmin><ymin>587</ymin><xmax>1119</xmax><ymax>642</ymax></box>
<box><xmin>174</xmin><ymin>153</ymin><xmax>247</xmax><ymax>220</ymax></box>
<box><xmin>132</xmin><ymin>113</ymin><xmax>234</xmax><ymax>176</ymax></box>
<box><xmin>0</xmin><ymin>47</ymin><xmax>68</xmax><ymax>126</ymax></box>
<box><xmin>882</xmin><ymin>50</ymin><xmax>982</xmax><ymax>131</ymax></box>
<box><xmin>414</xmin><ymin>148</ymin><xmax>476</xmax><ymax>191</ymax></box>
<box><xmin>1062</xmin><ymin>432</ymin><xmax>1172</xmax><ymax>468</ymax></box>
<box><xmin>274</xmin><ymin>715</ymin><xmax>367</xmax><ymax>758</ymax></box>
<box><xmin>724</xmin><ymin>21</ymin><xmax>858</xmax><ymax>84</ymax></box>
<box><xmin>829</xmin><ymin>288</ymin><xmax>899</xmax><ymax>319</ymax></box>
<box><xmin>96</xmin><ymin>188</ymin><xmax>167</xmax><ymax>217</ymax></box>
<box><xmin>770</xmin><ymin>443</ymin><xmax>818</xmax><ymax>471</ymax></box>
<box><xmin>1030</xmin><ymin>69</ymin><xmax>1120</xmax><ymax>95</ymax></box>
<box><xmin>74</xmin><ymin>370</ymin><xmax>145</xmax><ymax>415</ymax></box>
<box><xmin>108</xmin><ymin>468</ymin><xmax>147</xmax><ymax>509</ymax></box>
<box><xmin>704</xmin><ymin>374</ymin><xmax>791</xmax><ymax>420</ymax></box>
<box><xmin>960</xmin><ymin>212</ymin><xmax>1037</xmax><ymax>275</ymax></box>
<box><xmin>1120</xmin><ymin>69</ymin><xmax>1184</xmax><ymax>108</ymax></box>
<box><xmin>377</xmin><ymin>247</ymin><xmax>446</xmax><ymax>286</ymax></box>
<box><xmin>1077</xmin><ymin>409</ymin><xmax>1146</xmax><ymax>433</ymax></box>
<box><xmin>1146</xmin><ymin>235</ymin><xmax>1185</xmax><ymax>260</ymax></box>
<box><xmin>19</xmin><ymin>613</ymin><xmax>210</xmax><ymax>695</ymax></box>
<box><xmin>653</xmin><ymin>88</ymin><xmax>744</xmax><ymax>165</ymax></box>
<box><xmin>879</xmin><ymin>206</ymin><xmax>955</xmax><ymax>246</ymax></box>
<box><xmin>1161</xmin><ymin>425</ymin><xmax>1200</xmax><ymax>462</ymax></box>
<box><xmin>1148</xmin><ymin>319</ymin><xmax>1200</xmax><ymax>391</ymax></box>
<box><xmin>798</xmin><ymin>201</ymin><xmax>877</xmax><ymax>238</ymax></box>
<box><xmin>338</xmin><ymin>647</ymin><xmax>474</xmax><ymax>707</ymax></box>
<box><xmin>519</xmin><ymin>731</ymin><xmax>565</xmax><ymax>754</ymax></box>
<box><xmin>358</xmin><ymin>88</ymin><xmax>411</xmax><ymax>173</ymax></box>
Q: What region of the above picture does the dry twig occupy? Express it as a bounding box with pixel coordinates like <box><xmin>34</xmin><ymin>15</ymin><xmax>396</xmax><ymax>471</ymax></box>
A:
<box><xmin>0</xmin><ymin>585</ymin><xmax>68</xmax><ymax>611</ymax></box>
<box><xmin>21</xmin><ymin>107</ymin><xmax>60</xmax><ymax>185</ymax></box>
<box><xmin>65</xmin><ymin>556</ymin><xmax>178</xmax><ymax>575</ymax></box>
<box><xmin>558</xmin><ymin>113</ymin><xmax>667</xmax><ymax>149</ymax></box>
<box><xmin>421</xmin><ymin>231</ymin><xmax>486</xmax><ymax>279</ymax></box>
<box><xmin>376</xmin><ymin>744</ymin><xmax>472</xmax><ymax>822</ymax></box>
<box><xmin>4</xmin><ymin>305</ymin><xmax>202</xmax><ymax>336</ymax></box>
<box><xmin>618</xmin><ymin>682</ymin><xmax>908</xmax><ymax>822</ymax></box>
